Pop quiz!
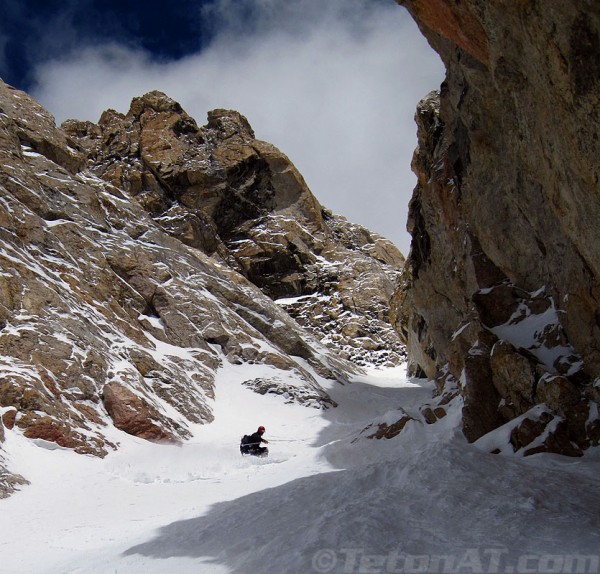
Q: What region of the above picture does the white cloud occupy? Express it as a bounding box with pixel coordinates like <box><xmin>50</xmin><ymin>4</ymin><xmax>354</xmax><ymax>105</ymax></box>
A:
<box><xmin>31</xmin><ymin>0</ymin><xmax>444</xmax><ymax>255</ymax></box>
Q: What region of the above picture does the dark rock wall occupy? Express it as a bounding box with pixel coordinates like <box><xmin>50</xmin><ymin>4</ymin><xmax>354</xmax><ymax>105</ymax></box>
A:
<box><xmin>394</xmin><ymin>0</ymin><xmax>600</xmax><ymax>453</ymax></box>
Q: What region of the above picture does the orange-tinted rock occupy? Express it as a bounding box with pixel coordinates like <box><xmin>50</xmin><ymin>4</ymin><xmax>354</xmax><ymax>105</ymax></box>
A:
<box><xmin>102</xmin><ymin>383</ymin><xmax>177</xmax><ymax>442</ymax></box>
<box><xmin>22</xmin><ymin>418</ymin><xmax>80</xmax><ymax>449</ymax></box>
<box><xmin>399</xmin><ymin>0</ymin><xmax>489</xmax><ymax>64</ymax></box>
<box><xmin>1</xmin><ymin>409</ymin><xmax>16</xmax><ymax>430</ymax></box>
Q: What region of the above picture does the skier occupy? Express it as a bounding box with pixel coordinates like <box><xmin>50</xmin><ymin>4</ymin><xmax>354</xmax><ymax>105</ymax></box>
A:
<box><xmin>240</xmin><ymin>425</ymin><xmax>269</xmax><ymax>457</ymax></box>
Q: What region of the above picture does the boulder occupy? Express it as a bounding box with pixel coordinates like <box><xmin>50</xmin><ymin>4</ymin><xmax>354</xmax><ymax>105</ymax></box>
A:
<box><xmin>101</xmin><ymin>382</ymin><xmax>180</xmax><ymax>442</ymax></box>
<box><xmin>536</xmin><ymin>375</ymin><xmax>581</xmax><ymax>413</ymax></box>
<box><xmin>364</xmin><ymin>409</ymin><xmax>414</xmax><ymax>440</ymax></box>
<box><xmin>510</xmin><ymin>409</ymin><xmax>583</xmax><ymax>458</ymax></box>
<box><xmin>242</xmin><ymin>376</ymin><xmax>336</xmax><ymax>410</ymax></box>
<box><xmin>490</xmin><ymin>340</ymin><xmax>536</xmax><ymax>419</ymax></box>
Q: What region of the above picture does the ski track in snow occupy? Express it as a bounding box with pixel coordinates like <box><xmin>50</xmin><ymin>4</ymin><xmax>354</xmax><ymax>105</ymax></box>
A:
<box><xmin>1</xmin><ymin>363</ymin><xmax>600</xmax><ymax>574</ymax></box>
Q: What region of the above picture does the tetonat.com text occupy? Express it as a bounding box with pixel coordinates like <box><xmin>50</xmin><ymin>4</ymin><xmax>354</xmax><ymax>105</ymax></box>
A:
<box><xmin>311</xmin><ymin>548</ymin><xmax>600</xmax><ymax>574</ymax></box>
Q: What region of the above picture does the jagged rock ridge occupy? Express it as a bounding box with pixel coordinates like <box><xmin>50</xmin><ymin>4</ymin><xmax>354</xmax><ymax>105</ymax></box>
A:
<box><xmin>63</xmin><ymin>91</ymin><xmax>406</xmax><ymax>367</ymax></box>
<box><xmin>393</xmin><ymin>0</ymin><xmax>600</xmax><ymax>455</ymax></box>
<box><xmin>0</xmin><ymin>81</ymin><xmax>405</xmax><ymax>496</ymax></box>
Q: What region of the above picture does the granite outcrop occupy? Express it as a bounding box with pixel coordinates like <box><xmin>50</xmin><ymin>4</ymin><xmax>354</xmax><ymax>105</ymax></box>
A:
<box><xmin>0</xmin><ymin>81</ymin><xmax>405</xmax><ymax>496</ymax></box>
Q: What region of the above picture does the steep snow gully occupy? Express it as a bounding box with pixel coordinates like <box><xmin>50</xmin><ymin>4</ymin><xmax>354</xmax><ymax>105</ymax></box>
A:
<box><xmin>1</xmin><ymin>363</ymin><xmax>600</xmax><ymax>574</ymax></box>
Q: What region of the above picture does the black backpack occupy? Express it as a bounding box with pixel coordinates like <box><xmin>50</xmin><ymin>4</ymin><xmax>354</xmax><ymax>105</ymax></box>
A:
<box><xmin>240</xmin><ymin>435</ymin><xmax>252</xmax><ymax>454</ymax></box>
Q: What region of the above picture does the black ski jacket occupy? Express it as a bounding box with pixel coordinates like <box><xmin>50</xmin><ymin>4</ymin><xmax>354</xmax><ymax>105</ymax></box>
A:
<box><xmin>246</xmin><ymin>431</ymin><xmax>267</xmax><ymax>446</ymax></box>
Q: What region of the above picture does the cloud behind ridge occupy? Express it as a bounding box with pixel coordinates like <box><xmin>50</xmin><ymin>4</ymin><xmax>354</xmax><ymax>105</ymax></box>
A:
<box><xmin>31</xmin><ymin>0</ymin><xmax>444</xmax><ymax>254</ymax></box>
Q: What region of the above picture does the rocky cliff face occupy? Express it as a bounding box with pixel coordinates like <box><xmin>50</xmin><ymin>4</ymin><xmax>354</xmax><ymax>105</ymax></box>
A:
<box><xmin>0</xmin><ymin>82</ymin><xmax>405</xmax><ymax>496</ymax></box>
<box><xmin>62</xmin><ymin>93</ymin><xmax>405</xmax><ymax>368</ymax></box>
<box><xmin>394</xmin><ymin>0</ymin><xmax>600</xmax><ymax>455</ymax></box>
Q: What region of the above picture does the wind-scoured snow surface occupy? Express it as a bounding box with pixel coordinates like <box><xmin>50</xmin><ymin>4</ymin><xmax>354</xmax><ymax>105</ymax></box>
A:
<box><xmin>1</xmin><ymin>363</ymin><xmax>600</xmax><ymax>574</ymax></box>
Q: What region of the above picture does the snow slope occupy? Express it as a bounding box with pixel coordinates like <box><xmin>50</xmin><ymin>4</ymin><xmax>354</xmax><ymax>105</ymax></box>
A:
<box><xmin>1</xmin><ymin>362</ymin><xmax>600</xmax><ymax>574</ymax></box>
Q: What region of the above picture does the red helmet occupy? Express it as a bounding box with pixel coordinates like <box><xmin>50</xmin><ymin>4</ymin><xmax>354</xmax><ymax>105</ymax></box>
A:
<box><xmin>258</xmin><ymin>426</ymin><xmax>265</xmax><ymax>433</ymax></box>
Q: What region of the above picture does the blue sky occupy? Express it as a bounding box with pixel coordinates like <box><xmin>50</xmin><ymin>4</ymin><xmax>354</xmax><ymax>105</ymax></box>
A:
<box><xmin>1</xmin><ymin>0</ymin><xmax>214</xmax><ymax>89</ymax></box>
<box><xmin>0</xmin><ymin>0</ymin><xmax>444</xmax><ymax>255</ymax></box>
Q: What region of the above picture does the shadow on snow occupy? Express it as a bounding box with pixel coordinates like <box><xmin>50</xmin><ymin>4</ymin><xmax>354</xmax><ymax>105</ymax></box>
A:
<box><xmin>123</xmin><ymin>378</ymin><xmax>600</xmax><ymax>574</ymax></box>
